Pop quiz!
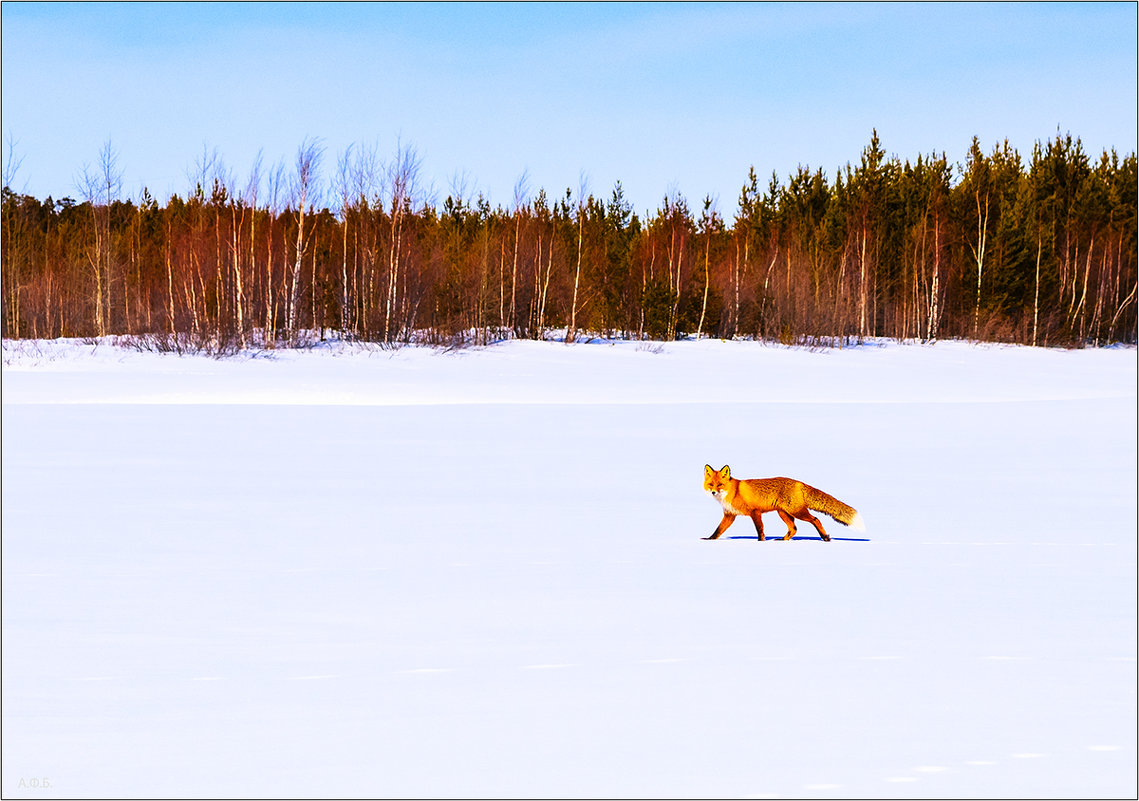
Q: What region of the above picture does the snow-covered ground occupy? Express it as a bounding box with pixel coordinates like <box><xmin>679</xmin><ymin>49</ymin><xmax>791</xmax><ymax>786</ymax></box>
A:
<box><xmin>3</xmin><ymin>337</ymin><xmax>1136</xmax><ymax>799</ymax></box>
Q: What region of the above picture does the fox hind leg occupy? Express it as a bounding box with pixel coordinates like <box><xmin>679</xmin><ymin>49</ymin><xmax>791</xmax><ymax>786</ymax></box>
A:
<box><xmin>795</xmin><ymin>509</ymin><xmax>830</xmax><ymax>541</ymax></box>
<box><xmin>777</xmin><ymin>510</ymin><xmax>798</xmax><ymax>540</ymax></box>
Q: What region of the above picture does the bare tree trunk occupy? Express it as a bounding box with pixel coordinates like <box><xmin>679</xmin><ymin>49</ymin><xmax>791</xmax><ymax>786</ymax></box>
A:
<box><xmin>531</xmin><ymin>232</ymin><xmax>542</xmax><ymax>336</ymax></box>
<box><xmin>761</xmin><ymin>246</ymin><xmax>778</xmax><ymax>339</ymax></box>
<box><xmin>215</xmin><ymin>199</ymin><xmax>225</xmax><ymax>343</ymax></box>
<box><xmin>1032</xmin><ymin>228</ymin><xmax>1042</xmax><ymax>346</ymax></box>
<box><xmin>498</xmin><ymin>235</ymin><xmax>505</xmax><ymax>332</ymax></box>
<box><xmin>386</xmin><ymin>204</ymin><xmax>402</xmax><ymax>341</ymax></box>
<box><xmin>734</xmin><ymin>234</ymin><xmax>746</xmax><ymax>338</ymax></box>
<box><xmin>334</xmin><ymin>145</ymin><xmax>353</xmax><ymax>339</ymax></box>
<box><xmin>265</xmin><ymin>163</ymin><xmax>285</xmax><ymax>344</ymax></box>
<box><xmin>971</xmin><ymin>192</ymin><xmax>989</xmax><ymax>338</ymax></box>
<box><xmin>567</xmin><ymin>193</ymin><xmax>585</xmax><ymax>344</ymax></box>
<box><xmin>265</xmin><ymin>221</ymin><xmax>275</xmax><ymax>343</ymax></box>
<box><xmin>288</xmin><ymin>139</ymin><xmax>322</xmax><ymax>341</ymax></box>
<box><xmin>312</xmin><ymin>223</ymin><xmax>321</xmax><ymax>340</ymax></box>
<box><xmin>539</xmin><ymin>231</ymin><xmax>553</xmax><ymax>336</ymax></box>
<box><xmin>165</xmin><ymin>222</ymin><xmax>176</xmax><ymax>334</ymax></box>
<box><xmin>340</xmin><ymin>207</ymin><xmax>350</xmax><ymax>337</ymax></box>
<box><xmin>858</xmin><ymin>220</ymin><xmax>869</xmax><ymax>339</ymax></box>
<box><xmin>385</xmin><ymin>143</ymin><xmax>420</xmax><ymax>343</ymax></box>
<box><xmin>1075</xmin><ymin>233</ymin><xmax>1094</xmax><ymax>340</ymax></box>
<box><xmin>227</xmin><ymin>200</ymin><xmax>243</xmax><ymax>345</ymax></box>
<box><xmin>185</xmin><ymin>250</ymin><xmax>201</xmax><ymax>338</ymax></box>
<box><xmin>2</xmin><ymin>134</ymin><xmax>25</xmax><ymax>336</ymax></box>
<box><xmin>245</xmin><ymin>159</ymin><xmax>261</xmax><ymax>345</ymax></box>
<box><xmin>510</xmin><ymin>172</ymin><xmax>527</xmax><ymax>336</ymax></box>
<box><xmin>927</xmin><ymin>215</ymin><xmax>942</xmax><ymax>341</ymax></box>
<box><xmin>89</xmin><ymin>202</ymin><xmax>105</xmax><ymax>337</ymax></box>
<box><xmin>1108</xmin><ymin>278</ymin><xmax>1138</xmax><ymax>338</ymax></box>
<box><xmin>1090</xmin><ymin>247</ymin><xmax>1109</xmax><ymax>344</ymax></box>
<box><xmin>567</xmin><ymin>210</ymin><xmax>583</xmax><ymax>343</ymax></box>
<box><xmin>696</xmin><ymin>224</ymin><xmax>710</xmax><ymax>338</ymax></box>
<box><xmin>511</xmin><ymin>211</ymin><xmax>520</xmax><ymax>334</ymax></box>
<box><xmin>79</xmin><ymin>140</ymin><xmax>121</xmax><ymax>337</ymax></box>
<box><xmin>288</xmin><ymin>203</ymin><xmax>305</xmax><ymax>338</ymax></box>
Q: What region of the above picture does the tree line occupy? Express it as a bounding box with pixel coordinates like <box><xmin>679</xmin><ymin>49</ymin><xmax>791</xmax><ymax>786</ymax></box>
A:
<box><xmin>2</xmin><ymin>130</ymin><xmax>1135</xmax><ymax>349</ymax></box>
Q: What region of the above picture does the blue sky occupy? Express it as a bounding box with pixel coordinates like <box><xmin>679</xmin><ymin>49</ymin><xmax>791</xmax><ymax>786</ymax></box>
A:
<box><xmin>2</xmin><ymin>2</ymin><xmax>1136</xmax><ymax>216</ymax></box>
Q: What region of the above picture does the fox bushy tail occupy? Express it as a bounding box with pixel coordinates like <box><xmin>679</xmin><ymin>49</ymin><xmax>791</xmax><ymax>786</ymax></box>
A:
<box><xmin>805</xmin><ymin>486</ymin><xmax>866</xmax><ymax>532</ymax></box>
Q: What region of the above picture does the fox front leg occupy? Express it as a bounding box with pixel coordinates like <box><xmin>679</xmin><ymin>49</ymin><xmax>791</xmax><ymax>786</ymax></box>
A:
<box><xmin>704</xmin><ymin>513</ymin><xmax>736</xmax><ymax>540</ymax></box>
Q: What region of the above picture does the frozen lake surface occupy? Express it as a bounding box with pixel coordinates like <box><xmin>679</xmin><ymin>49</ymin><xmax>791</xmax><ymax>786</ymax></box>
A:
<box><xmin>3</xmin><ymin>337</ymin><xmax>1136</xmax><ymax>798</ymax></box>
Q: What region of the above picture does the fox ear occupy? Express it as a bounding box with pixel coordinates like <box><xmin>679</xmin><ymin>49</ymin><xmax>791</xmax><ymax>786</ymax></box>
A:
<box><xmin>704</xmin><ymin>464</ymin><xmax>714</xmax><ymax>478</ymax></box>
<box><xmin>719</xmin><ymin>465</ymin><xmax>731</xmax><ymax>479</ymax></box>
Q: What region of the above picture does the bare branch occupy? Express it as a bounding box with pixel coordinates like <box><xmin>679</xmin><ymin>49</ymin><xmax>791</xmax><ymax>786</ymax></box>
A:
<box><xmin>3</xmin><ymin>132</ymin><xmax>26</xmax><ymax>192</ymax></box>
<box><xmin>513</xmin><ymin>168</ymin><xmax>531</xmax><ymax>212</ymax></box>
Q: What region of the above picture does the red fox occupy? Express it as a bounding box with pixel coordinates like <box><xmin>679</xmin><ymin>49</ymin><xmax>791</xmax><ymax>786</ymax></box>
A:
<box><xmin>703</xmin><ymin>464</ymin><xmax>865</xmax><ymax>541</ymax></box>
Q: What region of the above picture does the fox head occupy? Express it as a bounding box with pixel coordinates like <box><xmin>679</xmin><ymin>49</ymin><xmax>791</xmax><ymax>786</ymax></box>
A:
<box><xmin>703</xmin><ymin>464</ymin><xmax>732</xmax><ymax>499</ymax></box>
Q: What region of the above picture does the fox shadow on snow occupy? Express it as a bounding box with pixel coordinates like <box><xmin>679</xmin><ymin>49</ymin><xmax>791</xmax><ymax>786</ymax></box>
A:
<box><xmin>725</xmin><ymin>534</ymin><xmax>870</xmax><ymax>542</ymax></box>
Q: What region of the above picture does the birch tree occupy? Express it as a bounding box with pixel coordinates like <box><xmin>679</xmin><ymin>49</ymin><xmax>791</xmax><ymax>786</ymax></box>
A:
<box><xmin>385</xmin><ymin>141</ymin><xmax>421</xmax><ymax>342</ymax></box>
<box><xmin>238</xmin><ymin>151</ymin><xmax>263</xmax><ymax>346</ymax></box>
<box><xmin>287</xmin><ymin>138</ymin><xmax>323</xmax><ymax>340</ymax></box>
<box><xmin>696</xmin><ymin>195</ymin><xmax>720</xmax><ymax>338</ymax></box>
<box><xmin>77</xmin><ymin>139</ymin><xmax>123</xmax><ymax>336</ymax></box>
<box><xmin>3</xmin><ymin>134</ymin><xmax>27</xmax><ymax>336</ymax></box>
<box><xmin>264</xmin><ymin>159</ymin><xmax>288</xmax><ymax>341</ymax></box>
<box><xmin>333</xmin><ymin>144</ymin><xmax>354</xmax><ymax>338</ymax></box>
<box><xmin>510</xmin><ymin>170</ymin><xmax>530</xmax><ymax>335</ymax></box>
<box><xmin>660</xmin><ymin>190</ymin><xmax>691</xmax><ymax>340</ymax></box>
<box><xmin>566</xmin><ymin>174</ymin><xmax>589</xmax><ymax>344</ymax></box>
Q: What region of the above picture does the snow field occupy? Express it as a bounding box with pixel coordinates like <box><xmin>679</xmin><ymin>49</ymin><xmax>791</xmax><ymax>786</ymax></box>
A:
<box><xmin>2</xmin><ymin>338</ymin><xmax>1136</xmax><ymax>797</ymax></box>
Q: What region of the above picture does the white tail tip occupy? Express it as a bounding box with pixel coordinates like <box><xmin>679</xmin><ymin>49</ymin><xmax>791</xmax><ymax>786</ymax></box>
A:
<box><xmin>849</xmin><ymin>512</ymin><xmax>866</xmax><ymax>533</ymax></box>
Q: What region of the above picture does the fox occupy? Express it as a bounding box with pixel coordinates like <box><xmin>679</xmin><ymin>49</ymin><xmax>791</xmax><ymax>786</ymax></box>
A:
<box><xmin>703</xmin><ymin>464</ymin><xmax>865</xmax><ymax>542</ymax></box>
